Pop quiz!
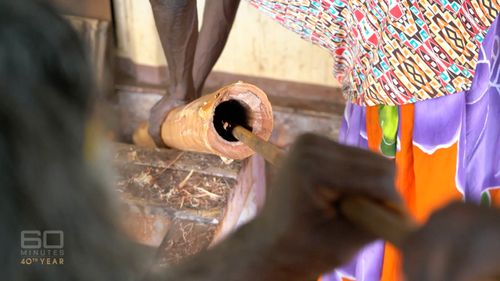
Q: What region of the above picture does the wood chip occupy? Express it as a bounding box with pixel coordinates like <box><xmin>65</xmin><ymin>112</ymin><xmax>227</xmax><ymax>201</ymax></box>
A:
<box><xmin>178</xmin><ymin>170</ymin><xmax>194</xmax><ymax>189</ymax></box>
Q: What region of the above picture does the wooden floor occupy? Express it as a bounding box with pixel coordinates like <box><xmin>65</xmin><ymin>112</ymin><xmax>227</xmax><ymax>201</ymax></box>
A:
<box><xmin>114</xmin><ymin>143</ymin><xmax>266</xmax><ymax>267</ymax></box>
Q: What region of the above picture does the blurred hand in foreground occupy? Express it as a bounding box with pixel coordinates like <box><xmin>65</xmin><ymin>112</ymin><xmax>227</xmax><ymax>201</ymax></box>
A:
<box><xmin>403</xmin><ymin>202</ymin><xmax>500</xmax><ymax>281</ymax></box>
<box><xmin>154</xmin><ymin>133</ymin><xmax>401</xmax><ymax>281</ymax></box>
<box><xmin>249</xmin><ymin>133</ymin><xmax>401</xmax><ymax>279</ymax></box>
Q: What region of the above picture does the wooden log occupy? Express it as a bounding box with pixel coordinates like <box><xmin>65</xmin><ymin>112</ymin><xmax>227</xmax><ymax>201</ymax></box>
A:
<box><xmin>133</xmin><ymin>82</ymin><xmax>274</xmax><ymax>160</ymax></box>
<box><xmin>116</xmin><ymin>81</ymin><xmax>343</xmax><ymax>149</ymax></box>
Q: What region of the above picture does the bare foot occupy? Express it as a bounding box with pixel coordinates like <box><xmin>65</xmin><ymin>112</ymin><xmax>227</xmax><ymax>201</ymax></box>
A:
<box><xmin>148</xmin><ymin>96</ymin><xmax>185</xmax><ymax>147</ymax></box>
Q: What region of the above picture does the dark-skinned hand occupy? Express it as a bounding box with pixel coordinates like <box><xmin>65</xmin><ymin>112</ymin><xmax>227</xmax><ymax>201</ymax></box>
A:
<box><xmin>403</xmin><ymin>202</ymin><xmax>500</xmax><ymax>281</ymax></box>
<box><xmin>149</xmin><ymin>133</ymin><xmax>401</xmax><ymax>281</ymax></box>
<box><xmin>247</xmin><ymin>133</ymin><xmax>402</xmax><ymax>279</ymax></box>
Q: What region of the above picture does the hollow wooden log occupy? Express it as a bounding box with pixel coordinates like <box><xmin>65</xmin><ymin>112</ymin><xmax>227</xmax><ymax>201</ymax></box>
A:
<box><xmin>134</xmin><ymin>82</ymin><xmax>274</xmax><ymax>160</ymax></box>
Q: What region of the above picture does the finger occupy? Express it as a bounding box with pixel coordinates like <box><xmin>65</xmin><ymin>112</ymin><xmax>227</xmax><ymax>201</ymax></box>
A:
<box><xmin>316</xmin><ymin>214</ymin><xmax>375</xmax><ymax>261</ymax></box>
<box><xmin>288</xmin><ymin>134</ymin><xmax>400</xmax><ymax>212</ymax></box>
<box><xmin>299</xmin><ymin>146</ymin><xmax>399</xmax><ymax>204</ymax></box>
<box><xmin>293</xmin><ymin>134</ymin><xmax>396</xmax><ymax>191</ymax></box>
<box><xmin>403</xmin><ymin>207</ymin><xmax>469</xmax><ymax>281</ymax></box>
<box><xmin>403</xmin><ymin>232</ymin><xmax>442</xmax><ymax>281</ymax></box>
<box><xmin>293</xmin><ymin>133</ymin><xmax>394</xmax><ymax>170</ymax></box>
<box><xmin>311</xmin><ymin>186</ymin><xmax>338</xmax><ymax>219</ymax></box>
<box><xmin>429</xmin><ymin>203</ymin><xmax>500</xmax><ymax>281</ymax></box>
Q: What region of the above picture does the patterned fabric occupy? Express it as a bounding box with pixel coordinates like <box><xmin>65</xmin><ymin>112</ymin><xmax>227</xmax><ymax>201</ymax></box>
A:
<box><xmin>323</xmin><ymin>15</ymin><xmax>500</xmax><ymax>281</ymax></box>
<box><xmin>247</xmin><ymin>0</ymin><xmax>500</xmax><ymax>106</ymax></box>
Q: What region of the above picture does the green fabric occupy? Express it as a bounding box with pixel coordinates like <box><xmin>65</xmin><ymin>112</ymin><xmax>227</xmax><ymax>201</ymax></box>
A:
<box><xmin>481</xmin><ymin>191</ymin><xmax>491</xmax><ymax>207</ymax></box>
<box><xmin>378</xmin><ymin>105</ymin><xmax>398</xmax><ymax>157</ymax></box>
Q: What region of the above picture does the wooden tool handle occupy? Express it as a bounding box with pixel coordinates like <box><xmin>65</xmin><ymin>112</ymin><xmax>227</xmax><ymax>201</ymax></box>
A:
<box><xmin>232</xmin><ymin>125</ymin><xmax>418</xmax><ymax>248</ymax></box>
<box><xmin>232</xmin><ymin>126</ymin><xmax>282</xmax><ymax>166</ymax></box>
<box><xmin>340</xmin><ymin>197</ymin><xmax>418</xmax><ymax>248</ymax></box>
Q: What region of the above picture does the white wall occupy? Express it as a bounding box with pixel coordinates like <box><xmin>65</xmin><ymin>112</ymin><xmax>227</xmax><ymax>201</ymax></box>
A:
<box><xmin>113</xmin><ymin>0</ymin><xmax>340</xmax><ymax>87</ymax></box>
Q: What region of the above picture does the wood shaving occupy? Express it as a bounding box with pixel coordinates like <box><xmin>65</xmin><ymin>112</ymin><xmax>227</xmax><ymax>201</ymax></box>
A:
<box><xmin>178</xmin><ymin>170</ymin><xmax>194</xmax><ymax>189</ymax></box>
<box><xmin>193</xmin><ymin>187</ymin><xmax>222</xmax><ymax>199</ymax></box>
<box><xmin>133</xmin><ymin>171</ymin><xmax>153</xmax><ymax>187</ymax></box>
<box><xmin>219</xmin><ymin>156</ymin><xmax>234</xmax><ymax>165</ymax></box>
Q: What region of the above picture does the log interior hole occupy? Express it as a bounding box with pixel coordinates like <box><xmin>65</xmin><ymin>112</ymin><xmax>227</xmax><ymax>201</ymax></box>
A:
<box><xmin>213</xmin><ymin>99</ymin><xmax>253</xmax><ymax>142</ymax></box>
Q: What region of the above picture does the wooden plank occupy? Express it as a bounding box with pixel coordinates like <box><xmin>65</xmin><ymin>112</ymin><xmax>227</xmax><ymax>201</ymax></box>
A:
<box><xmin>115</xmin><ymin>161</ymin><xmax>236</xmax><ymax>211</ymax></box>
<box><xmin>156</xmin><ymin>218</ymin><xmax>217</xmax><ymax>267</ymax></box>
<box><xmin>113</xmin><ymin>142</ymin><xmax>243</xmax><ymax>179</ymax></box>
<box><xmin>114</xmin><ymin>143</ymin><xmax>266</xmax><ymax>264</ymax></box>
<box><xmin>120</xmin><ymin>201</ymin><xmax>173</xmax><ymax>247</ymax></box>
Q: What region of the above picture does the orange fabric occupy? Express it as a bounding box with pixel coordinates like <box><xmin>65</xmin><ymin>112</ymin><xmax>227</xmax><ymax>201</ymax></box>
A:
<box><xmin>489</xmin><ymin>188</ymin><xmax>500</xmax><ymax>207</ymax></box>
<box><xmin>365</xmin><ymin>106</ymin><xmax>382</xmax><ymax>153</ymax></box>
<box><xmin>412</xmin><ymin>143</ymin><xmax>463</xmax><ymax>222</ymax></box>
<box><xmin>394</xmin><ymin>104</ymin><xmax>417</xmax><ymax>216</ymax></box>
<box><xmin>322</xmin><ymin>104</ymin><xmax>465</xmax><ymax>281</ymax></box>
<box><xmin>379</xmin><ymin>104</ymin><xmax>414</xmax><ymax>281</ymax></box>
<box><xmin>368</xmin><ymin>104</ymin><xmax>462</xmax><ymax>281</ymax></box>
<box><xmin>380</xmin><ymin>244</ymin><xmax>403</xmax><ymax>281</ymax></box>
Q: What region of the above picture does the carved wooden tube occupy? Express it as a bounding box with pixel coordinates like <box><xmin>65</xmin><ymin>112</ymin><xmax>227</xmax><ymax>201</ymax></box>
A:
<box><xmin>159</xmin><ymin>82</ymin><xmax>273</xmax><ymax>160</ymax></box>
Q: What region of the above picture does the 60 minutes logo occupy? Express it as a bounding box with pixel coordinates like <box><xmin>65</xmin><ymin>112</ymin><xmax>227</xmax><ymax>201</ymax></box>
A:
<box><xmin>20</xmin><ymin>230</ymin><xmax>64</xmax><ymax>265</ymax></box>
<box><xmin>21</xmin><ymin>230</ymin><xmax>64</xmax><ymax>249</ymax></box>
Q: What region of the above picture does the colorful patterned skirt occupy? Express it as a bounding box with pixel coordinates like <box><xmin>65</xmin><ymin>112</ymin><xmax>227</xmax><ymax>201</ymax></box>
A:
<box><xmin>321</xmin><ymin>15</ymin><xmax>500</xmax><ymax>281</ymax></box>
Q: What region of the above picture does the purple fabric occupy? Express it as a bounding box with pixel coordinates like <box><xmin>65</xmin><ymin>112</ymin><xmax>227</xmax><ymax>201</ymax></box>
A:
<box><xmin>339</xmin><ymin>102</ymin><xmax>368</xmax><ymax>148</ymax></box>
<box><xmin>413</xmin><ymin>94</ymin><xmax>463</xmax><ymax>154</ymax></box>
<box><xmin>322</xmin><ymin>257</ymin><xmax>357</xmax><ymax>281</ymax></box>
<box><xmin>331</xmin><ymin>104</ymin><xmax>384</xmax><ymax>281</ymax></box>
<box><xmin>413</xmin><ymin>15</ymin><xmax>500</xmax><ymax>202</ymax></box>
<box><xmin>461</xmin><ymin>17</ymin><xmax>500</xmax><ymax>202</ymax></box>
<box><xmin>353</xmin><ymin>242</ymin><xmax>385</xmax><ymax>281</ymax></box>
<box><xmin>321</xmin><ymin>241</ymin><xmax>384</xmax><ymax>281</ymax></box>
<box><xmin>329</xmin><ymin>16</ymin><xmax>500</xmax><ymax>281</ymax></box>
